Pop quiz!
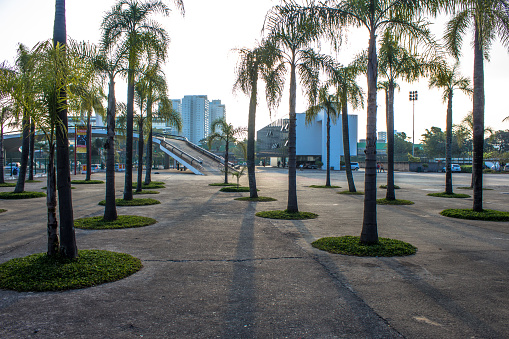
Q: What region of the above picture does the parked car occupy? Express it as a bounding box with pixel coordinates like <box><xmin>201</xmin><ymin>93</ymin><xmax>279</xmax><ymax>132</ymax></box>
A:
<box><xmin>350</xmin><ymin>162</ymin><xmax>360</xmax><ymax>170</ymax></box>
<box><xmin>81</xmin><ymin>164</ymin><xmax>101</xmax><ymax>174</ymax></box>
<box><xmin>442</xmin><ymin>164</ymin><xmax>462</xmax><ymax>172</ymax></box>
<box><xmin>483</xmin><ymin>161</ymin><xmax>500</xmax><ymax>171</ymax></box>
<box><xmin>504</xmin><ymin>164</ymin><xmax>509</xmax><ymax>172</ymax></box>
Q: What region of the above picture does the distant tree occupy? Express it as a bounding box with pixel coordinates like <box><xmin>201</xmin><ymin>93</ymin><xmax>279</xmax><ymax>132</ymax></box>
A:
<box><xmin>206</xmin><ymin>118</ymin><xmax>246</xmax><ymax>184</ymax></box>
<box><xmin>393</xmin><ymin>132</ymin><xmax>413</xmax><ymax>157</ymax></box>
<box><xmin>421</xmin><ymin>127</ymin><xmax>446</xmax><ymax>159</ymax></box>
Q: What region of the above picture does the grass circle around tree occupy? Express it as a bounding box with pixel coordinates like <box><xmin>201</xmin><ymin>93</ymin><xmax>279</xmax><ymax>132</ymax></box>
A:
<box><xmin>256</xmin><ymin>209</ymin><xmax>318</xmax><ymax>220</ymax></box>
<box><xmin>71</xmin><ymin>180</ymin><xmax>104</xmax><ymax>184</ymax></box>
<box><xmin>312</xmin><ymin>236</ymin><xmax>417</xmax><ymax>257</ymax></box>
<box><xmin>0</xmin><ymin>209</ymin><xmax>6</xmax><ymax>214</ymax></box>
<box><xmin>234</xmin><ymin>196</ymin><xmax>277</xmax><ymax>202</ymax></box>
<box><xmin>209</xmin><ymin>182</ymin><xmax>236</xmax><ymax>187</ymax></box>
<box><xmin>220</xmin><ymin>186</ymin><xmax>252</xmax><ymax>192</ymax></box>
<box><xmin>440</xmin><ymin>208</ymin><xmax>509</xmax><ymax>221</ymax></box>
<box><xmin>42</xmin><ymin>186</ymin><xmax>76</xmax><ymax>190</ymax></box>
<box><xmin>427</xmin><ymin>192</ymin><xmax>471</xmax><ymax>198</ymax></box>
<box><xmin>25</xmin><ymin>180</ymin><xmax>42</xmax><ymax>183</ymax></box>
<box><xmin>133</xmin><ymin>181</ymin><xmax>165</xmax><ymax>189</ymax></box>
<box><xmin>309</xmin><ymin>185</ymin><xmax>341</xmax><ymax>188</ymax></box>
<box><xmin>98</xmin><ymin>198</ymin><xmax>161</xmax><ymax>206</ymax></box>
<box><xmin>338</xmin><ymin>190</ymin><xmax>364</xmax><ymax>195</ymax></box>
<box><xmin>0</xmin><ymin>250</ymin><xmax>142</xmax><ymax>292</ymax></box>
<box><xmin>379</xmin><ymin>184</ymin><xmax>401</xmax><ymax>189</ymax></box>
<box><xmin>133</xmin><ymin>190</ymin><xmax>160</xmax><ymax>195</ymax></box>
<box><xmin>0</xmin><ymin>183</ymin><xmax>16</xmax><ymax>187</ymax></box>
<box><xmin>0</xmin><ymin>191</ymin><xmax>46</xmax><ymax>199</ymax></box>
<box><xmin>376</xmin><ymin>198</ymin><xmax>415</xmax><ymax>205</ymax></box>
<box><xmin>74</xmin><ymin>215</ymin><xmax>157</xmax><ymax>230</ymax></box>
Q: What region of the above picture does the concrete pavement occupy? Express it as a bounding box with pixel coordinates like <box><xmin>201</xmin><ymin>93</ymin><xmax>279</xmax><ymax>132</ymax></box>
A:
<box><xmin>1</xmin><ymin>168</ymin><xmax>508</xmax><ymax>338</ymax></box>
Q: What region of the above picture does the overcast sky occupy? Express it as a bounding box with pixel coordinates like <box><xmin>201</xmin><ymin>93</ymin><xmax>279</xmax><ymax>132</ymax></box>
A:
<box><xmin>1</xmin><ymin>0</ymin><xmax>508</xmax><ymax>141</ymax></box>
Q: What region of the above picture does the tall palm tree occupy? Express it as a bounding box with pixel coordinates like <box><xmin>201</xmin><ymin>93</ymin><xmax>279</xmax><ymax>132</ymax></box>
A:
<box><xmin>264</xmin><ymin>9</ymin><xmax>336</xmax><ymax>213</ymax></box>
<box><xmin>0</xmin><ymin>63</ymin><xmax>15</xmax><ymax>184</ymax></box>
<box><xmin>332</xmin><ymin>64</ymin><xmax>364</xmax><ymax>193</ymax></box>
<box><xmin>102</xmin><ymin>0</ymin><xmax>183</xmax><ymax>201</ymax></box>
<box><xmin>428</xmin><ymin>62</ymin><xmax>472</xmax><ymax>194</ymax></box>
<box><xmin>280</xmin><ymin>0</ymin><xmax>433</xmax><ymax>242</ymax></box>
<box><xmin>377</xmin><ymin>30</ymin><xmax>434</xmax><ymax>200</ymax></box>
<box><xmin>206</xmin><ymin>118</ymin><xmax>247</xmax><ymax>184</ymax></box>
<box><xmin>444</xmin><ymin>0</ymin><xmax>509</xmax><ymax>211</ymax></box>
<box><xmin>233</xmin><ymin>39</ymin><xmax>285</xmax><ymax>198</ymax></box>
<box><xmin>305</xmin><ymin>84</ymin><xmax>340</xmax><ymax>187</ymax></box>
<box><xmin>54</xmin><ymin>0</ymin><xmax>77</xmax><ymax>258</ymax></box>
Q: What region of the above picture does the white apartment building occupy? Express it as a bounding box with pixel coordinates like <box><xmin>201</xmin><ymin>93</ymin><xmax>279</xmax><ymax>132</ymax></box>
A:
<box><xmin>181</xmin><ymin>95</ymin><xmax>210</xmax><ymax>145</ymax></box>
<box><xmin>209</xmin><ymin>99</ymin><xmax>226</xmax><ymax>131</ymax></box>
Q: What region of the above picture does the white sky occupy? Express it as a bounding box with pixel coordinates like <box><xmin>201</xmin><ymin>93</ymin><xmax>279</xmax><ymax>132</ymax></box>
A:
<box><xmin>1</xmin><ymin>0</ymin><xmax>508</xmax><ymax>141</ymax></box>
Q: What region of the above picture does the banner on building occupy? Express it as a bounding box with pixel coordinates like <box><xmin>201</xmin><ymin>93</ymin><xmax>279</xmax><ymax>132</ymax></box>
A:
<box><xmin>76</xmin><ymin>126</ymin><xmax>87</xmax><ymax>153</ymax></box>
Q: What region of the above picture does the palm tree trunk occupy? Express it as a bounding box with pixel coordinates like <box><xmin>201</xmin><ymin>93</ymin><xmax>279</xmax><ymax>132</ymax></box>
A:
<box><xmin>325</xmin><ymin>108</ymin><xmax>331</xmax><ymax>187</ymax></box>
<box><xmin>445</xmin><ymin>91</ymin><xmax>453</xmax><ymax>194</ymax></box>
<box><xmin>144</xmin><ymin>101</ymin><xmax>153</xmax><ymax>185</ymax></box>
<box><xmin>472</xmin><ymin>22</ymin><xmax>484</xmax><ymax>212</ymax></box>
<box><xmin>104</xmin><ymin>76</ymin><xmax>117</xmax><ymax>221</ymax></box>
<box><xmin>341</xmin><ymin>101</ymin><xmax>356</xmax><ymax>192</ymax></box>
<box><xmin>287</xmin><ymin>56</ymin><xmax>298</xmax><ymax>213</ymax></box>
<box><xmin>360</xmin><ymin>28</ymin><xmax>378</xmax><ymax>244</ymax></box>
<box><xmin>54</xmin><ymin>0</ymin><xmax>77</xmax><ymax>259</ymax></box>
<box><xmin>247</xmin><ymin>78</ymin><xmax>258</xmax><ymax>198</ymax></box>
<box><xmin>29</xmin><ymin>120</ymin><xmax>35</xmax><ymax>180</ymax></box>
<box><xmin>224</xmin><ymin>135</ymin><xmax>229</xmax><ymax>184</ymax></box>
<box><xmin>0</xmin><ymin>124</ymin><xmax>5</xmax><ymax>184</ymax></box>
<box><xmin>46</xmin><ymin>144</ymin><xmax>59</xmax><ymax>256</ymax></box>
<box><xmin>86</xmin><ymin>111</ymin><xmax>92</xmax><ymax>181</ymax></box>
<box><xmin>136</xmin><ymin>121</ymin><xmax>143</xmax><ymax>192</ymax></box>
<box><xmin>14</xmin><ymin>110</ymin><xmax>30</xmax><ymax>193</ymax></box>
<box><xmin>386</xmin><ymin>83</ymin><xmax>395</xmax><ymax>200</ymax></box>
<box><xmin>123</xmin><ymin>69</ymin><xmax>135</xmax><ymax>200</ymax></box>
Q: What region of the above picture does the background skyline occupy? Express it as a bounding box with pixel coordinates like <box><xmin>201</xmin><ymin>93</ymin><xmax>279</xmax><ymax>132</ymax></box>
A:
<box><xmin>1</xmin><ymin>0</ymin><xmax>508</xmax><ymax>143</ymax></box>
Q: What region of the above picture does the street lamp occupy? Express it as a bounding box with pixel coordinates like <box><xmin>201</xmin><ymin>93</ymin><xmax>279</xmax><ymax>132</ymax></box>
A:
<box><xmin>409</xmin><ymin>91</ymin><xmax>418</xmax><ymax>156</ymax></box>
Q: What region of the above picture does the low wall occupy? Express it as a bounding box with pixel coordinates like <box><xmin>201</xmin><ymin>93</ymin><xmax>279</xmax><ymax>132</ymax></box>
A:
<box><xmin>374</xmin><ymin>162</ymin><xmax>443</xmax><ymax>172</ymax></box>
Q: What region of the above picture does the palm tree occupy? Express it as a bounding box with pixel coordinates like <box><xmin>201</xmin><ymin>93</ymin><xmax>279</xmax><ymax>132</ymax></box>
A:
<box><xmin>428</xmin><ymin>62</ymin><xmax>472</xmax><ymax>194</ymax></box>
<box><xmin>233</xmin><ymin>39</ymin><xmax>285</xmax><ymax>198</ymax></box>
<box><xmin>332</xmin><ymin>64</ymin><xmax>364</xmax><ymax>193</ymax></box>
<box><xmin>206</xmin><ymin>118</ymin><xmax>247</xmax><ymax>184</ymax></box>
<box><xmin>305</xmin><ymin>84</ymin><xmax>340</xmax><ymax>187</ymax></box>
<box><xmin>264</xmin><ymin>8</ymin><xmax>336</xmax><ymax>213</ymax></box>
<box><xmin>377</xmin><ymin>30</ymin><xmax>434</xmax><ymax>200</ymax></box>
<box><xmin>444</xmin><ymin>0</ymin><xmax>509</xmax><ymax>211</ymax></box>
<box><xmin>102</xmin><ymin>0</ymin><xmax>183</xmax><ymax>201</ymax></box>
<box><xmin>280</xmin><ymin>0</ymin><xmax>433</xmax><ymax>242</ymax></box>
<box><xmin>0</xmin><ymin>63</ymin><xmax>15</xmax><ymax>184</ymax></box>
<box><xmin>54</xmin><ymin>0</ymin><xmax>77</xmax><ymax>259</ymax></box>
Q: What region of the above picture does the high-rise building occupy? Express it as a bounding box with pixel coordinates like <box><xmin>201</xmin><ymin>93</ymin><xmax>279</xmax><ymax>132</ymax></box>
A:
<box><xmin>209</xmin><ymin>99</ymin><xmax>226</xmax><ymax>131</ymax></box>
<box><xmin>181</xmin><ymin>95</ymin><xmax>210</xmax><ymax>144</ymax></box>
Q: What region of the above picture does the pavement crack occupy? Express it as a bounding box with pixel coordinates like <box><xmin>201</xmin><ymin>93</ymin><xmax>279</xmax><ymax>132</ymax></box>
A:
<box><xmin>143</xmin><ymin>256</ymin><xmax>304</xmax><ymax>263</ymax></box>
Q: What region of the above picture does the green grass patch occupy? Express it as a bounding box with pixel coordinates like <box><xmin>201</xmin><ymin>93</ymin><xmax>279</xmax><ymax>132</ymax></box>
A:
<box><xmin>312</xmin><ymin>236</ymin><xmax>417</xmax><ymax>257</ymax></box>
<box><xmin>98</xmin><ymin>198</ymin><xmax>161</xmax><ymax>206</ymax></box>
<box><xmin>0</xmin><ymin>209</ymin><xmax>6</xmax><ymax>213</ymax></box>
<box><xmin>457</xmin><ymin>186</ymin><xmax>493</xmax><ymax>190</ymax></box>
<box><xmin>440</xmin><ymin>208</ymin><xmax>509</xmax><ymax>221</ymax></box>
<box><xmin>0</xmin><ymin>183</ymin><xmax>16</xmax><ymax>187</ymax></box>
<box><xmin>309</xmin><ymin>185</ymin><xmax>341</xmax><ymax>188</ymax></box>
<box><xmin>338</xmin><ymin>190</ymin><xmax>364</xmax><ymax>195</ymax></box>
<box><xmin>42</xmin><ymin>186</ymin><xmax>76</xmax><ymax>190</ymax></box>
<box><xmin>71</xmin><ymin>180</ymin><xmax>104</xmax><ymax>184</ymax></box>
<box><xmin>379</xmin><ymin>184</ymin><xmax>401</xmax><ymax>189</ymax></box>
<box><xmin>25</xmin><ymin>180</ymin><xmax>42</xmax><ymax>183</ymax></box>
<box><xmin>74</xmin><ymin>215</ymin><xmax>157</xmax><ymax>230</ymax></box>
<box><xmin>376</xmin><ymin>198</ymin><xmax>415</xmax><ymax>205</ymax></box>
<box><xmin>133</xmin><ymin>181</ymin><xmax>165</xmax><ymax>189</ymax></box>
<box><xmin>234</xmin><ymin>196</ymin><xmax>277</xmax><ymax>202</ymax></box>
<box><xmin>220</xmin><ymin>186</ymin><xmax>252</xmax><ymax>192</ymax></box>
<box><xmin>133</xmin><ymin>190</ymin><xmax>160</xmax><ymax>195</ymax></box>
<box><xmin>427</xmin><ymin>192</ymin><xmax>470</xmax><ymax>198</ymax></box>
<box><xmin>209</xmin><ymin>182</ymin><xmax>237</xmax><ymax>186</ymax></box>
<box><xmin>256</xmin><ymin>210</ymin><xmax>318</xmax><ymax>220</ymax></box>
<box><xmin>0</xmin><ymin>250</ymin><xmax>142</xmax><ymax>292</ymax></box>
<box><xmin>0</xmin><ymin>191</ymin><xmax>46</xmax><ymax>199</ymax></box>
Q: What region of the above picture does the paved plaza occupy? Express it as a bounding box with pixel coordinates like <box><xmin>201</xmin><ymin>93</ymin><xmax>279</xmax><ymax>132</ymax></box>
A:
<box><xmin>1</xmin><ymin>168</ymin><xmax>508</xmax><ymax>338</ymax></box>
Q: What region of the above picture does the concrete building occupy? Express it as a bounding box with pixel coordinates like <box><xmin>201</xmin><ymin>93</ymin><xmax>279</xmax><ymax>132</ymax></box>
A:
<box><xmin>181</xmin><ymin>95</ymin><xmax>210</xmax><ymax>144</ymax></box>
<box><xmin>209</xmin><ymin>99</ymin><xmax>226</xmax><ymax>131</ymax></box>
<box><xmin>257</xmin><ymin>111</ymin><xmax>358</xmax><ymax>170</ymax></box>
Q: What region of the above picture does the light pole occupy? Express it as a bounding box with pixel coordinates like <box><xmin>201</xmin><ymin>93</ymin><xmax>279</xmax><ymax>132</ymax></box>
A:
<box><xmin>409</xmin><ymin>91</ymin><xmax>418</xmax><ymax>156</ymax></box>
